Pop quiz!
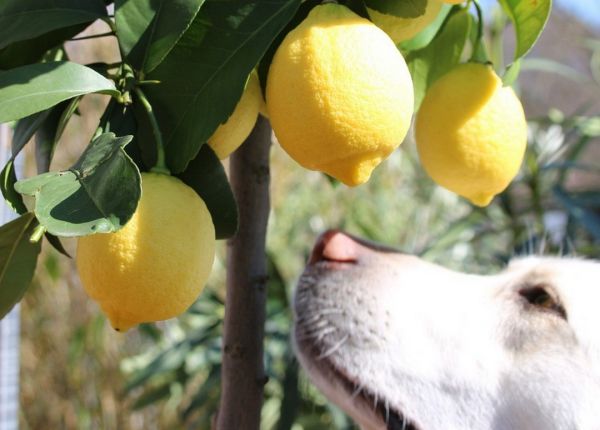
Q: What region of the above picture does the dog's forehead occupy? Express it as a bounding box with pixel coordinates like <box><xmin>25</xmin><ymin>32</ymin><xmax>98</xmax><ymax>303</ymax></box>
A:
<box><xmin>506</xmin><ymin>256</ymin><xmax>600</xmax><ymax>283</ymax></box>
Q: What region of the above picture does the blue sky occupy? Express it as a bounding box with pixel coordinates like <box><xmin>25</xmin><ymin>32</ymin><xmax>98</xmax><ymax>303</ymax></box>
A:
<box><xmin>480</xmin><ymin>0</ymin><xmax>600</xmax><ymax>29</ymax></box>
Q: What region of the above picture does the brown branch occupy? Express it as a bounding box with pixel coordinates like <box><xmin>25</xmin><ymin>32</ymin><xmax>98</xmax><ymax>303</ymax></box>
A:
<box><xmin>216</xmin><ymin>116</ymin><xmax>272</xmax><ymax>430</ymax></box>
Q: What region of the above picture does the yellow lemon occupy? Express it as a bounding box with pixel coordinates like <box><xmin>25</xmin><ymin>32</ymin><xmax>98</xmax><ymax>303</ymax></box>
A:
<box><xmin>367</xmin><ymin>0</ymin><xmax>444</xmax><ymax>44</ymax></box>
<box><xmin>415</xmin><ymin>63</ymin><xmax>527</xmax><ymax>206</ymax></box>
<box><xmin>208</xmin><ymin>70</ymin><xmax>263</xmax><ymax>159</ymax></box>
<box><xmin>76</xmin><ymin>172</ymin><xmax>216</xmax><ymax>331</ymax></box>
<box><xmin>442</xmin><ymin>0</ymin><xmax>463</xmax><ymax>3</ymax></box>
<box><xmin>266</xmin><ymin>3</ymin><xmax>414</xmax><ymax>186</ymax></box>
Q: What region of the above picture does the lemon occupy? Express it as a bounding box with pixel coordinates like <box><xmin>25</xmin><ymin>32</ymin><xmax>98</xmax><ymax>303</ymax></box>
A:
<box><xmin>266</xmin><ymin>3</ymin><xmax>414</xmax><ymax>186</ymax></box>
<box><xmin>442</xmin><ymin>0</ymin><xmax>463</xmax><ymax>3</ymax></box>
<box><xmin>76</xmin><ymin>172</ymin><xmax>216</xmax><ymax>331</ymax></box>
<box><xmin>367</xmin><ymin>0</ymin><xmax>443</xmax><ymax>44</ymax></box>
<box><xmin>208</xmin><ymin>70</ymin><xmax>262</xmax><ymax>159</ymax></box>
<box><xmin>415</xmin><ymin>63</ymin><xmax>527</xmax><ymax>206</ymax></box>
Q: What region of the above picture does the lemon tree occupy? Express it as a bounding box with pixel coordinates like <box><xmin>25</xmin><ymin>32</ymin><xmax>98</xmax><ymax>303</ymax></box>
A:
<box><xmin>0</xmin><ymin>0</ymin><xmax>552</xmax><ymax>428</ymax></box>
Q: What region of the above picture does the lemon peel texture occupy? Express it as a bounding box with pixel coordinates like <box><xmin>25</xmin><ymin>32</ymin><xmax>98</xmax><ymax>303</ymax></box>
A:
<box><xmin>208</xmin><ymin>70</ymin><xmax>262</xmax><ymax>159</ymax></box>
<box><xmin>76</xmin><ymin>172</ymin><xmax>216</xmax><ymax>331</ymax></box>
<box><xmin>266</xmin><ymin>3</ymin><xmax>414</xmax><ymax>186</ymax></box>
<box><xmin>367</xmin><ymin>0</ymin><xmax>444</xmax><ymax>44</ymax></box>
<box><xmin>415</xmin><ymin>63</ymin><xmax>527</xmax><ymax>206</ymax></box>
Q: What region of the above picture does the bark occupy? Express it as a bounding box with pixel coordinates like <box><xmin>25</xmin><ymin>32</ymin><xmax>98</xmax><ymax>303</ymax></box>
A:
<box><xmin>216</xmin><ymin>116</ymin><xmax>272</xmax><ymax>430</ymax></box>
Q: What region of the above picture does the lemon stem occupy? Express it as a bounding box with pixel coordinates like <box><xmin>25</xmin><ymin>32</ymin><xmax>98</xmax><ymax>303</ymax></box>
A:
<box><xmin>470</xmin><ymin>0</ymin><xmax>490</xmax><ymax>64</ymax></box>
<box><xmin>29</xmin><ymin>224</ymin><xmax>46</xmax><ymax>243</ymax></box>
<box><xmin>134</xmin><ymin>87</ymin><xmax>170</xmax><ymax>175</ymax></box>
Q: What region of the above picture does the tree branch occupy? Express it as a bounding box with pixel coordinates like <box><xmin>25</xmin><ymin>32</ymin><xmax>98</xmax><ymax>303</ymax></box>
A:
<box><xmin>216</xmin><ymin>116</ymin><xmax>272</xmax><ymax>430</ymax></box>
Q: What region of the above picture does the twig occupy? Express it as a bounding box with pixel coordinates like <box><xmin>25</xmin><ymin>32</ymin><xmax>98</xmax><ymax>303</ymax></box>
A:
<box><xmin>69</xmin><ymin>31</ymin><xmax>115</xmax><ymax>41</ymax></box>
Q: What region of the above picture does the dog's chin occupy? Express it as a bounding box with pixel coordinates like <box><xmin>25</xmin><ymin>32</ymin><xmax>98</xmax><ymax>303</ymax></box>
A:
<box><xmin>294</xmin><ymin>335</ymin><xmax>420</xmax><ymax>430</ymax></box>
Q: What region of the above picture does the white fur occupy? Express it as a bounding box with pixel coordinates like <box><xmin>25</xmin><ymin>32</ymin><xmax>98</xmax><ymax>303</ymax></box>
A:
<box><xmin>293</xmin><ymin>239</ymin><xmax>600</xmax><ymax>430</ymax></box>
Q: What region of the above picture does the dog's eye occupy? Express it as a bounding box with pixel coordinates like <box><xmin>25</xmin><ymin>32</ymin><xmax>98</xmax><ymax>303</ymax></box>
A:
<box><xmin>519</xmin><ymin>285</ymin><xmax>567</xmax><ymax>320</ymax></box>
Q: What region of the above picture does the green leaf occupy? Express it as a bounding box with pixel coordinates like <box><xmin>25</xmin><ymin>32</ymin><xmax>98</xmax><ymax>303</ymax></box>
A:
<box><xmin>0</xmin><ymin>61</ymin><xmax>119</xmax><ymax>123</ymax></box>
<box><xmin>257</xmin><ymin>0</ymin><xmax>319</xmax><ymax>91</ymax></box>
<box><xmin>176</xmin><ymin>145</ymin><xmax>238</xmax><ymax>239</ymax></box>
<box><xmin>498</xmin><ymin>0</ymin><xmax>552</xmax><ymax>60</ymax></box>
<box><xmin>44</xmin><ymin>233</ymin><xmax>71</xmax><ymax>258</ymax></box>
<box><xmin>399</xmin><ymin>4</ymin><xmax>452</xmax><ymax>51</ymax></box>
<box><xmin>0</xmin><ymin>0</ymin><xmax>107</xmax><ymax>50</ymax></box>
<box><xmin>0</xmin><ymin>213</ymin><xmax>42</xmax><ymax>319</ymax></box>
<box><xmin>406</xmin><ymin>8</ymin><xmax>471</xmax><ymax>110</ymax></box>
<box><xmin>553</xmin><ymin>186</ymin><xmax>600</xmax><ymax>241</ymax></box>
<box><xmin>132</xmin><ymin>384</ymin><xmax>173</xmax><ymax>410</ymax></box>
<box><xmin>115</xmin><ymin>0</ymin><xmax>205</xmax><ymax>73</ymax></box>
<box><xmin>12</xmin><ymin>110</ymin><xmax>52</xmax><ymax>156</ymax></box>
<box><xmin>520</xmin><ymin>58</ymin><xmax>590</xmax><ymax>83</ymax></box>
<box><xmin>364</xmin><ymin>0</ymin><xmax>426</xmax><ymax>18</ymax></box>
<box><xmin>34</xmin><ymin>101</ymin><xmax>73</xmax><ymax>174</ymax></box>
<box><xmin>143</xmin><ymin>0</ymin><xmax>301</xmax><ymax>173</ymax></box>
<box><xmin>502</xmin><ymin>58</ymin><xmax>521</xmax><ymax>86</ymax></box>
<box><xmin>0</xmin><ymin>23</ymin><xmax>86</xmax><ymax>70</ymax></box>
<box><xmin>0</xmin><ymin>160</ymin><xmax>28</xmax><ymax>215</ymax></box>
<box><xmin>100</xmin><ymin>97</ymin><xmax>148</xmax><ymax>171</ymax></box>
<box><xmin>15</xmin><ymin>133</ymin><xmax>141</xmax><ymax>237</ymax></box>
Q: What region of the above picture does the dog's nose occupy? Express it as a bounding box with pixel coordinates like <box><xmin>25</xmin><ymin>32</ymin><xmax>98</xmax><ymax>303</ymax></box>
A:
<box><xmin>309</xmin><ymin>230</ymin><xmax>360</xmax><ymax>265</ymax></box>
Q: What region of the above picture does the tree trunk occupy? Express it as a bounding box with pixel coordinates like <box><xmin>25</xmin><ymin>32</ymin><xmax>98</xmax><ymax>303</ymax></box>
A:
<box><xmin>216</xmin><ymin>116</ymin><xmax>272</xmax><ymax>430</ymax></box>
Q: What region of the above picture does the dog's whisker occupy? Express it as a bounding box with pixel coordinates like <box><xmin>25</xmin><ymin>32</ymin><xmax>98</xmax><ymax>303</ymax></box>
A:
<box><xmin>539</xmin><ymin>231</ymin><xmax>548</xmax><ymax>256</ymax></box>
<box><xmin>317</xmin><ymin>333</ymin><xmax>349</xmax><ymax>360</ymax></box>
<box><xmin>315</xmin><ymin>326</ymin><xmax>338</xmax><ymax>342</ymax></box>
<box><xmin>297</xmin><ymin>324</ymin><xmax>338</xmax><ymax>341</ymax></box>
<box><xmin>384</xmin><ymin>399</ymin><xmax>390</xmax><ymax>425</ymax></box>
<box><xmin>302</xmin><ymin>319</ymin><xmax>330</xmax><ymax>331</ymax></box>
<box><xmin>351</xmin><ymin>383</ymin><xmax>364</xmax><ymax>400</ymax></box>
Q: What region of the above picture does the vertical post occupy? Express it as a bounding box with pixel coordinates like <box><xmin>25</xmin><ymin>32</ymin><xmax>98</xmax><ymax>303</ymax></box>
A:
<box><xmin>0</xmin><ymin>124</ymin><xmax>20</xmax><ymax>430</ymax></box>
<box><xmin>216</xmin><ymin>116</ymin><xmax>272</xmax><ymax>430</ymax></box>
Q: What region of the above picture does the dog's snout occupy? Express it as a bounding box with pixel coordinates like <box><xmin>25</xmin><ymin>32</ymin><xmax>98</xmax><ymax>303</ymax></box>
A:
<box><xmin>309</xmin><ymin>230</ymin><xmax>362</xmax><ymax>265</ymax></box>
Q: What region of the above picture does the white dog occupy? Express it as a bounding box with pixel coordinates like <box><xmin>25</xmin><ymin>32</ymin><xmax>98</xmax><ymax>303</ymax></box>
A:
<box><xmin>293</xmin><ymin>230</ymin><xmax>600</xmax><ymax>430</ymax></box>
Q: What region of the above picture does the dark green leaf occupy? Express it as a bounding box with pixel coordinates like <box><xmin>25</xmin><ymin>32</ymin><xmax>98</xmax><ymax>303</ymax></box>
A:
<box><xmin>364</xmin><ymin>0</ymin><xmax>426</xmax><ymax>18</ymax></box>
<box><xmin>12</xmin><ymin>110</ymin><xmax>51</xmax><ymax>156</ymax></box>
<box><xmin>554</xmin><ymin>186</ymin><xmax>600</xmax><ymax>241</ymax></box>
<box><xmin>498</xmin><ymin>0</ymin><xmax>551</xmax><ymax>60</ymax></box>
<box><xmin>407</xmin><ymin>8</ymin><xmax>471</xmax><ymax>110</ymax></box>
<box><xmin>44</xmin><ymin>233</ymin><xmax>71</xmax><ymax>258</ymax></box>
<box><xmin>132</xmin><ymin>383</ymin><xmax>173</xmax><ymax>410</ymax></box>
<box><xmin>0</xmin><ymin>0</ymin><xmax>107</xmax><ymax>50</ymax></box>
<box><xmin>176</xmin><ymin>145</ymin><xmax>238</xmax><ymax>239</ymax></box>
<box><xmin>344</xmin><ymin>0</ymin><xmax>369</xmax><ymax>18</ymax></box>
<box><xmin>115</xmin><ymin>0</ymin><xmax>205</xmax><ymax>73</ymax></box>
<box><xmin>257</xmin><ymin>0</ymin><xmax>319</xmax><ymax>92</ymax></box>
<box><xmin>143</xmin><ymin>0</ymin><xmax>301</xmax><ymax>173</ymax></box>
<box><xmin>0</xmin><ymin>23</ymin><xmax>85</xmax><ymax>70</ymax></box>
<box><xmin>0</xmin><ymin>61</ymin><xmax>119</xmax><ymax>123</ymax></box>
<box><xmin>0</xmin><ymin>160</ymin><xmax>27</xmax><ymax>215</ymax></box>
<box><xmin>399</xmin><ymin>4</ymin><xmax>451</xmax><ymax>51</ymax></box>
<box><xmin>125</xmin><ymin>340</ymin><xmax>193</xmax><ymax>392</ymax></box>
<box><xmin>0</xmin><ymin>213</ymin><xmax>42</xmax><ymax>319</ymax></box>
<box><xmin>100</xmin><ymin>99</ymin><xmax>147</xmax><ymax>170</ymax></box>
<box><xmin>15</xmin><ymin>133</ymin><xmax>141</xmax><ymax>237</ymax></box>
<box><xmin>275</xmin><ymin>355</ymin><xmax>300</xmax><ymax>430</ymax></box>
<box><xmin>182</xmin><ymin>364</ymin><xmax>221</xmax><ymax>419</ymax></box>
<box><xmin>34</xmin><ymin>101</ymin><xmax>72</xmax><ymax>174</ymax></box>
